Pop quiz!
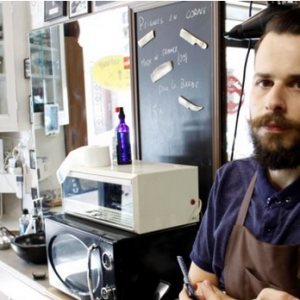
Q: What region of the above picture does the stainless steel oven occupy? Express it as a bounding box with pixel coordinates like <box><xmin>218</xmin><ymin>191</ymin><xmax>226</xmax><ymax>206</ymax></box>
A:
<box><xmin>45</xmin><ymin>214</ymin><xmax>198</xmax><ymax>300</ymax></box>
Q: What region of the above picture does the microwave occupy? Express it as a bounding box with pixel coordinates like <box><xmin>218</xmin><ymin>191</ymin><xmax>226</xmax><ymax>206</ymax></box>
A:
<box><xmin>45</xmin><ymin>213</ymin><xmax>198</xmax><ymax>300</ymax></box>
<box><xmin>62</xmin><ymin>161</ymin><xmax>200</xmax><ymax>234</ymax></box>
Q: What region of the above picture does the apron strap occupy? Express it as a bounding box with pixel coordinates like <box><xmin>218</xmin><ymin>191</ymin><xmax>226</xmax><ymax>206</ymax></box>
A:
<box><xmin>235</xmin><ymin>171</ymin><xmax>258</xmax><ymax>225</ymax></box>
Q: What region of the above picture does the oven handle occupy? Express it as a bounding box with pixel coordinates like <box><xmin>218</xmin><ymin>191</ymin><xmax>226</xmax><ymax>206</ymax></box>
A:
<box><xmin>87</xmin><ymin>243</ymin><xmax>100</xmax><ymax>300</ymax></box>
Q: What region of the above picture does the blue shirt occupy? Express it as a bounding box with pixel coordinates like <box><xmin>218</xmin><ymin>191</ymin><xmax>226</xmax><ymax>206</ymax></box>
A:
<box><xmin>190</xmin><ymin>157</ymin><xmax>300</xmax><ymax>290</ymax></box>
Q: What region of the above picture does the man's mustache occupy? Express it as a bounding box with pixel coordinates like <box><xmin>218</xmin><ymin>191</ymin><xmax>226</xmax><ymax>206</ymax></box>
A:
<box><xmin>249</xmin><ymin>113</ymin><xmax>300</xmax><ymax>131</ymax></box>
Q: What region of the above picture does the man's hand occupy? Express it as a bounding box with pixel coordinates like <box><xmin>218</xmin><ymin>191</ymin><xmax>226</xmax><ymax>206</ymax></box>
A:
<box><xmin>201</xmin><ymin>282</ymin><xmax>300</xmax><ymax>300</ymax></box>
<box><xmin>179</xmin><ymin>283</ymin><xmax>201</xmax><ymax>300</ymax></box>
<box><xmin>178</xmin><ymin>263</ymin><xmax>220</xmax><ymax>300</ymax></box>
<box><xmin>201</xmin><ymin>280</ymin><xmax>235</xmax><ymax>300</ymax></box>
<box><xmin>179</xmin><ymin>280</ymin><xmax>235</xmax><ymax>300</ymax></box>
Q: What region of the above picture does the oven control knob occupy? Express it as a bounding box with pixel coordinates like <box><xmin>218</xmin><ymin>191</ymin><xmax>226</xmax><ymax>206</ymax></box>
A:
<box><xmin>102</xmin><ymin>252</ymin><xmax>114</xmax><ymax>270</ymax></box>
<box><xmin>101</xmin><ymin>285</ymin><xmax>115</xmax><ymax>299</ymax></box>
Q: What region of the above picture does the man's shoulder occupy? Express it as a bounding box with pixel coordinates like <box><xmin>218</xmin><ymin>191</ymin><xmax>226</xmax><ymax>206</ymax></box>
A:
<box><xmin>216</xmin><ymin>157</ymin><xmax>257</xmax><ymax>184</ymax></box>
<box><xmin>219</xmin><ymin>157</ymin><xmax>257</xmax><ymax>172</ymax></box>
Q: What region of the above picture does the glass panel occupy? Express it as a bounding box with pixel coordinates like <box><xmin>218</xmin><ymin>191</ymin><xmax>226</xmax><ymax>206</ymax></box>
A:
<box><xmin>64</xmin><ymin>6</ymin><xmax>133</xmax><ymax>150</ymax></box>
<box><xmin>225</xmin><ymin>2</ymin><xmax>265</xmax><ymax>160</ymax></box>
<box><xmin>226</xmin><ymin>45</ymin><xmax>254</xmax><ymax>160</ymax></box>
<box><xmin>29</xmin><ymin>25</ymin><xmax>65</xmax><ymax>113</ymax></box>
<box><xmin>51</xmin><ymin>234</ymin><xmax>100</xmax><ymax>295</ymax></box>
<box><xmin>62</xmin><ymin>176</ymin><xmax>133</xmax><ymax>229</ymax></box>
<box><xmin>0</xmin><ymin>2</ymin><xmax>7</xmax><ymax>115</ymax></box>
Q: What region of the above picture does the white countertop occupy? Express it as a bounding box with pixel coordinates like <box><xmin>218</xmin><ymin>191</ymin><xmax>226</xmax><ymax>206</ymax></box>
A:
<box><xmin>0</xmin><ymin>246</ymin><xmax>73</xmax><ymax>300</ymax></box>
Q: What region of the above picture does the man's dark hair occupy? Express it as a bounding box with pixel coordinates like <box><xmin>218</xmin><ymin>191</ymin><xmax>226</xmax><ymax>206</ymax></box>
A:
<box><xmin>255</xmin><ymin>8</ymin><xmax>300</xmax><ymax>53</ymax></box>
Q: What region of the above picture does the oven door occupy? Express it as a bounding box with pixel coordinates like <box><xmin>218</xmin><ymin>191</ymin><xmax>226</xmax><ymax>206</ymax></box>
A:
<box><xmin>48</xmin><ymin>233</ymin><xmax>102</xmax><ymax>300</ymax></box>
<box><xmin>62</xmin><ymin>173</ymin><xmax>134</xmax><ymax>231</ymax></box>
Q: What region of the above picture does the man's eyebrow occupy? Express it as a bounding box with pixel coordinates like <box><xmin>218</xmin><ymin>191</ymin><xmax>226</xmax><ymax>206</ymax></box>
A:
<box><xmin>253</xmin><ymin>73</ymin><xmax>300</xmax><ymax>80</ymax></box>
<box><xmin>253</xmin><ymin>73</ymin><xmax>271</xmax><ymax>78</ymax></box>
<box><xmin>289</xmin><ymin>74</ymin><xmax>300</xmax><ymax>79</ymax></box>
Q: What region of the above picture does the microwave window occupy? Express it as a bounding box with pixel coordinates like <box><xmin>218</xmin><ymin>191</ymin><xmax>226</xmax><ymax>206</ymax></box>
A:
<box><xmin>50</xmin><ymin>234</ymin><xmax>101</xmax><ymax>295</ymax></box>
<box><xmin>101</xmin><ymin>182</ymin><xmax>126</xmax><ymax>210</ymax></box>
<box><xmin>63</xmin><ymin>177</ymin><xmax>98</xmax><ymax>196</ymax></box>
<box><xmin>62</xmin><ymin>177</ymin><xmax>132</xmax><ymax>211</ymax></box>
<box><xmin>62</xmin><ymin>177</ymin><xmax>133</xmax><ymax>229</ymax></box>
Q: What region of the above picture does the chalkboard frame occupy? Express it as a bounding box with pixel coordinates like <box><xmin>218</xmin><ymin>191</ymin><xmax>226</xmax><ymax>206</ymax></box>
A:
<box><xmin>130</xmin><ymin>1</ymin><xmax>225</xmax><ymax>207</ymax></box>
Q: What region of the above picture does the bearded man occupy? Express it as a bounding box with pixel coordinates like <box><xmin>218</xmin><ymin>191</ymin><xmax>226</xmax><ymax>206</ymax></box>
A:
<box><xmin>180</xmin><ymin>7</ymin><xmax>300</xmax><ymax>300</ymax></box>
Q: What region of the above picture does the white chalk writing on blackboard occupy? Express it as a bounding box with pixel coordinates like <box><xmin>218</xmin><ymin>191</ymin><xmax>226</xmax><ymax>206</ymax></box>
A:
<box><xmin>158</xmin><ymin>85</ymin><xmax>169</xmax><ymax>95</ymax></box>
<box><xmin>140</xmin><ymin>50</ymin><xmax>188</xmax><ymax>68</ymax></box>
<box><xmin>139</xmin><ymin>16</ymin><xmax>164</xmax><ymax>31</ymax></box>
<box><xmin>169</xmin><ymin>14</ymin><xmax>178</xmax><ymax>22</ymax></box>
<box><xmin>158</xmin><ymin>81</ymin><xmax>178</xmax><ymax>95</ymax></box>
<box><xmin>177</xmin><ymin>52</ymin><xmax>188</xmax><ymax>65</ymax></box>
<box><xmin>162</xmin><ymin>46</ymin><xmax>178</xmax><ymax>57</ymax></box>
<box><xmin>151</xmin><ymin>104</ymin><xmax>164</xmax><ymax>121</ymax></box>
<box><xmin>141</xmin><ymin>58</ymin><xmax>152</xmax><ymax>67</ymax></box>
<box><xmin>158</xmin><ymin>78</ymin><xmax>199</xmax><ymax>96</ymax></box>
<box><xmin>171</xmin><ymin>80</ymin><xmax>177</xmax><ymax>89</ymax></box>
<box><xmin>186</xmin><ymin>7</ymin><xmax>207</xmax><ymax>19</ymax></box>
<box><xmin>138</xmin><ymin>7</ymin><xmax>206</xmax><ymax>31</ymax></box>
<box><xmin>180</xmin><ymin>78</ymin><xmax>200</xmax><ymax>89</ymax></box>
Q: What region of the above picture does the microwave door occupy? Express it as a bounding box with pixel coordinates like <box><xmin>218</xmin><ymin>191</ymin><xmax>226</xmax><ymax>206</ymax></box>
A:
<box><xmin>49</xmin><ymin>233</ymin><xmax>102</xmax><ymax>299</ymax></box>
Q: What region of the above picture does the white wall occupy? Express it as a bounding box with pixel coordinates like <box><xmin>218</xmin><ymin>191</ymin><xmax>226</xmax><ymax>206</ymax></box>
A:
<box><xmin>0</xmin><ymin>2</ymin><xmax>34</xmax><ymax>228</ymax></box>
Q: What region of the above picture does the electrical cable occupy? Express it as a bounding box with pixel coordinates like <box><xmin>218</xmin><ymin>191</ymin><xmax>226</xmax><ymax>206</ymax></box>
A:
<box><xmin>230</xmin><ymin>41</ymin><xmax>252</xmax><ymax>161</ymax></box>
<box><xmin>230</xmin><ymin>2</ymin><xmax>253</xmax><ymax>161</ymax></box>
<box><xmin>0</xmin><ymin>193</ymin><xmax>2</xmax><ymax>219</ymax></box>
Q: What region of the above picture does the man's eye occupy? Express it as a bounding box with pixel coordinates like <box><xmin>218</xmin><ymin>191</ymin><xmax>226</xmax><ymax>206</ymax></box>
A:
<box><xmin>257</xmin><ymin>80</ymin><xmax>273</xmax><ymax>87</ymax></box>
<box><xmin>291</xmin><ymin>80</ymin><xmax>300</xmax><ymax>89</ymax></box>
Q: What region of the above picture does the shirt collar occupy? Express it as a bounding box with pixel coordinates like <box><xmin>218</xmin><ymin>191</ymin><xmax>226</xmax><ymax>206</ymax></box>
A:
<box><xmin>256</xmin><ymin>166</ymin><xmax>300</xmax><ymax>207</ymax></box>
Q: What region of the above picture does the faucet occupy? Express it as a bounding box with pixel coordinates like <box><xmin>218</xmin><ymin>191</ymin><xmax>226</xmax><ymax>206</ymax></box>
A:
<box><xmin>25</xmin><ymin>198</ymin><xmax>44</xmax><ymax>234</ymax></box>
<box><xmin>33</xmin><ymin>198</ymin><xmax>44</xmax><ymax>233</ymax></box>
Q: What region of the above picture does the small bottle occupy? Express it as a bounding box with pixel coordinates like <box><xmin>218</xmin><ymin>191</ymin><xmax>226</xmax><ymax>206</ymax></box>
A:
<box><xmin>19</xmin><ymin>208</ymin><xmax>30</xmax><ymax>236</ymax></box>
<box><xmin>116</xmin><ymin>107</ymin><xmax>132</xmax><ymax>165</ymax></box>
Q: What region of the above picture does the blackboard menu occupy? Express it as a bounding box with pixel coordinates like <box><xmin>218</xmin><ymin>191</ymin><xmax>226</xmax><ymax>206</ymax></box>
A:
<box><xmin>135</xmin><ymin>1</ymin><xmax>215</xmax><ymax>206</ymax></box>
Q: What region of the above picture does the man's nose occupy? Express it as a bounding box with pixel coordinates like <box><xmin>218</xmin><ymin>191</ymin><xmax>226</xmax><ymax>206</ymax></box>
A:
<box><xmin>265</xmin><ymin>85</ymin><xmax>287</xmax><ymax>112</ymax></box>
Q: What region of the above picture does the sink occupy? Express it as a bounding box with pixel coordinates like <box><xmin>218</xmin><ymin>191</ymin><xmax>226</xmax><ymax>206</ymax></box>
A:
<box><xmin>11</xmin><ymin>232</ymin><xmax>47</xmax><ymax>264</ymax></box>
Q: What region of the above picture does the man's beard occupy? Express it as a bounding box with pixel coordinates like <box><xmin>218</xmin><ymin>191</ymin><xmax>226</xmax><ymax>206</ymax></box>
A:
<box><xmin>249</xmin><ymin>113</ymin><xmax>300</xmax><ymax>170</ymax></box>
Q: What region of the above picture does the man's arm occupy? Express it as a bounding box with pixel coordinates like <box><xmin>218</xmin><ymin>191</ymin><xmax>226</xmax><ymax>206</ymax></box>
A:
<box><xmin>188</xmin><ymin>262</ymin><xmax>219</xmax><ymax>286</ymax></box>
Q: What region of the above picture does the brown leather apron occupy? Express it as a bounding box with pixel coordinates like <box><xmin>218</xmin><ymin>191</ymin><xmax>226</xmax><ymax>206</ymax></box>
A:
<box><xmin>224</xmin><ymin>172</ymin><xmax>300</xmax><ymax>299</ymax></box>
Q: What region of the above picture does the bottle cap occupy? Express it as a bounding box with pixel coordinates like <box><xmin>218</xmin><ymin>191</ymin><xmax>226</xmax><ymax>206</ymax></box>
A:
<box><xmin>118</xmin><ymin>107</ymin><xmax>125</xmax><ymax>119</ymax></box>
<box><xmin>22</xmin><ymin>208</ymin><xmax>29</xmax><ymax>215</ymax></box>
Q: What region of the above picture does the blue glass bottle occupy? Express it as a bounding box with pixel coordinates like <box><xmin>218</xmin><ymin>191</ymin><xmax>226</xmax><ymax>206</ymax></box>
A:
<box><xmin>116</xmin><ymin>107</ymin><xmax>132</xmax><ymax>165</ymax></box>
